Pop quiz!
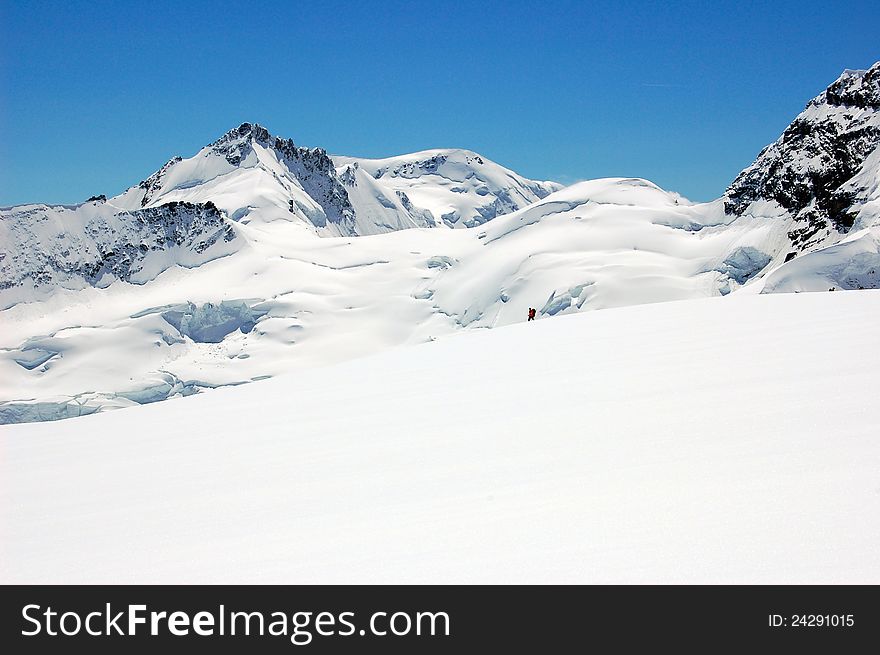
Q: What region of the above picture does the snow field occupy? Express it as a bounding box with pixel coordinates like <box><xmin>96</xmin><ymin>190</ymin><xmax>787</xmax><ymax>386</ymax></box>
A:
<box><xmin>3</xmin><ymin>290</ymin><xmax>878</xmax><ymax>583</ymax></box>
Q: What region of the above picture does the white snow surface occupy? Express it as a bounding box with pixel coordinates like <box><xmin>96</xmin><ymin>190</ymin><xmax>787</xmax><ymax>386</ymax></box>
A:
<box><xmin>2</xmin><ymin>175</ymin><xmax>801</xmax><ymax>423</ymax></box>
<box><xmin>3</xmin><ymin>290</ymin><xmax>879</xmax><ymax>583</ymax></box>
<box><xmin>760</xmin><ymin>226</ymin><xmax>880</xmax><ymax>292</ymax></box>
<box><xmin>334</xmin><ymin>148</ymin><xmax>561</xmax><ymax>229</ymax></box>
<box><xmin>3</xmin><ymin>60</ymin><xmax>880</xmax><ymax>424</ymax></box>
<box><xmin>114</xmin><ymin>125</ymin><xmax>560</xmax><ymax>236</ymax></box>
<box><xmin>2</xmin><ymin>172</ymin><xmax>876</xmax><ymax>423</ymax></box>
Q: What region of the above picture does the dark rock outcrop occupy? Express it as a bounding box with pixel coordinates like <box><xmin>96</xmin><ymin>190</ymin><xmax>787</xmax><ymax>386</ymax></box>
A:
<box><xmin>724</xmin><ymin>62</ymin><xmax>880</xmax><ymax>251</ymax></box>
<box><xmin>1</xmin><ymin>201</ymin><xmax>236</xmax><ymax>291</ymax></box>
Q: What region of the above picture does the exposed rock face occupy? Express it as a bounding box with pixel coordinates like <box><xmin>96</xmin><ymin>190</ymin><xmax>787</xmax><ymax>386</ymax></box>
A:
<box><xmin>271</xmin><ymin>134</ymin><xmax>355</xmax><ymax>228</ymax></box>
<box><xmin>208</xmin><ymin>123</ymin><xmax>356</xmax><ymax>228</ymax></box>
<box><xmin>376</xmin><ymin>154</ymin><xmax>451</xmax><ymax>179</ymax></box>
<box><xmin>138</xmin><ymin>156</ymin><xmax>183</xmax><ymax>207</ymax></box>
<box><xmin>725</xmin><ymin>62</ymin><xmax>880</xmax><ymax>251</ymax></box>
<box><xmin>210</xmin><ymin>122</ymin><xmax>271</xmax><ymax>165</ymax></box>
<box><xmin>0</xmin><ymin>201</ymin><xmax>236</xmax><ymax>292</ymax></box>
<box><xmin>826</xmin><ymin>64</ymin><xmax>880</xmax><ymax>109</ymax></box>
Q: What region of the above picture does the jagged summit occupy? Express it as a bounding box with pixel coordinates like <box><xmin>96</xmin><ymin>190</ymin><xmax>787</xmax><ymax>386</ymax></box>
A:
<box><xmin>107</xmin><ymin>121</ymin><xmax>559</xmax><ymax>235</ymax></box>
<box><xmin>208</xmin><ymin>122</ymin><xmax>335</xmax><ymax>168</ymax></box>
<box><xmin>208</xmin><ymin>121</ymin><xmax>332</xmax><ymax>159</ymax></box>
<box><xmin>135</xmin><ymin>124</ymin><xmax>274</xmax><ymax>188</ymax></box>
<box><xmin>212</xmin><ymin>122</ymin><xmax>272</xmax><ymax>146</ymax></box>
<box><xmin>208</xmin><ymin>122</ymin><xmax>272</xmax><ymax>165</ymax></box>
<box><xmin>819</xmin><ymin>61</ymin><xmax>880</xmax><ymax>110</ymax></box>
<box><xmin>724</xmin><ymin>62</ymin><xmax>880</xmax><ymax>252</ymax></box>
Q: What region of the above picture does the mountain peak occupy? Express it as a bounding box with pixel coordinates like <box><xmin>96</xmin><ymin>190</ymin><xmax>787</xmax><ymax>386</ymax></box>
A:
<box><xmin>209</xmin><ymin>122</ymin><xmax>274</xmax><ymax>165</ymax></box>
<box><xmin>818</xmin><ymin>61</ymin><xmax>880</xmax><ymax>110</ymax></box>
<box><xmin>724</xmin><ymin>62</ymin><xmax>880</xmax><ymax>253</ymax></box>
<box><xmin>213</xmin><ymin>122</ymin><xmax>272</xmax><ymax>146</ymax></box>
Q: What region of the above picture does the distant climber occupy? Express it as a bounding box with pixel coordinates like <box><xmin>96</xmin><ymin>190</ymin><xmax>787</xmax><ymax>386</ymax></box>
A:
<box><xmin>527</xmin><ymin>307</ymin><xmax>536</xmax><ymax>321</ymax></box>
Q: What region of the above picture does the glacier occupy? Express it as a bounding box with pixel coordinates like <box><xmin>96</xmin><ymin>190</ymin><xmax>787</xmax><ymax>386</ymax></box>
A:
<box><xmin>2</xmin><ymin>291</ymin><xmax>879</xmax><ymax>583</ymax></box>
<box><xmin>2</xmin><ymin>63</ymin><xmax>880</xmax><ymax>423</ymax></box>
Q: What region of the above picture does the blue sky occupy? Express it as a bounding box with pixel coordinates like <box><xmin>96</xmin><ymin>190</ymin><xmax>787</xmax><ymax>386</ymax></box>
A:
<box><xmin>1</xmin><ymin>0</ymin><xmax>878</xmax><ymax>205</ymax></box>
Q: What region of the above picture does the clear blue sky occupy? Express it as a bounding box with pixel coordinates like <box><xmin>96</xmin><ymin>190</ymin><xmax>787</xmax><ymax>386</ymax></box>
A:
<box><xmin>2</xmin><ymin>0</ymin><xmax>878</xmax><ymax>206</ymax></box>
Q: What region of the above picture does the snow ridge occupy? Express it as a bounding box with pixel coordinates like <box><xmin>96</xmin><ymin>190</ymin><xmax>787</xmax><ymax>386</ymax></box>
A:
<box><xmin>0</xmin><ymin>200</ymin><xmax>236</xmax><ymax>302</ymax></box>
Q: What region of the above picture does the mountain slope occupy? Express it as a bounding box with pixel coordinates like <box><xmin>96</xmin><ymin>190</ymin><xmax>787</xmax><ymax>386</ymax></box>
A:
<box><xmin>334</xmin><ymin>149</ymin><xmax>561</xmax><ymax>229</ymax></box>
<box><xmin>113</xmin><ymin>122</ymin><xmax>362</xmax><ymax>234</ymax></box>
<box><xmin>725</xmin><ymin>62</ymin><xmax>880</xmax><ymax>252</ymax></box>
<box><xmin>0</xmin><ymin>123</ymin><xmax>565</xmax><ymax>307</ymax></box>
<box><xmin>3</xmin><ymin>64</ymin><xmax>880</xmax><ymax>423</ymax></box>
<box><xmin>0</xmin><ymin>175</ymin><xmax>783</xmax><ymax>424</ymax></box>
<box><xmin>727</xmin><ymin>61</ymin><xmax>880</xmax><ymax>292</ymax></box>
<box><xmin>3</xmin><ymin>291</ymin><xmax>879</xmax><ymax>583</ymax></box>
<box><xmin>111</xmin><ymin>122</ymin><xmax>561</xmax><ymax>237</ymax></box>
<box><xmin>0</xmin><ymin>200</ymin><xmax>238</xmax><ymax>305</ymax></box>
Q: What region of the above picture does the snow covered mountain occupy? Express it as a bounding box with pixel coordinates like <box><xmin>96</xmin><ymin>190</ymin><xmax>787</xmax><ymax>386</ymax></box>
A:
<box><xmin>724</xmin><ymin>61</ymin><xmax>880</xmax><ymax>293</ymax></box>
<box><xmin>111</xmin><ymin>121</ymin><xmax>560</xmax><ymax>236</ymax></box>
<box><xmin>725</xmin><ymin>63</ymin><xmax>880</xmax><ymax>251</ymax></box>
<box><xmin>2</xmin><ymin>63</ymin><xmax>880</xmax><ymax>423</ymax></box>
<box><xmin>334</xmin><ymin>149</ymin><xmax>561</xmax><ymax>230</ymax></box>
<box><xmin>0</xmin><ymin>122</ymin><xmax>560</xmax><ymax>301</ymax></box>
<box><xmin>115</xmin><ymin>122</ymin><xmax>359</xmax><ymax>232</ymax></box>
<box><xmin>0</xmin><ymin>200</ymin><xmax>238</xmax><ymax>305</ymax></box>
<box><xmin>4</xmin><ymin>291</ymin><xmax>880</xmax><ymax>583</ymax></box>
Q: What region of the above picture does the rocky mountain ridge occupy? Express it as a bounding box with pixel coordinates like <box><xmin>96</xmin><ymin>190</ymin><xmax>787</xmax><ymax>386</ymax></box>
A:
<box><xmin>725</xmin><ymin>62</ymin><xmax>880</xmax><ymax>253</ymax></box>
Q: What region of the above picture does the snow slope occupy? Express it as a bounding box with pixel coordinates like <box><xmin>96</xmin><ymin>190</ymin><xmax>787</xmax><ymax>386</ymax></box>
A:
<box><xmin>3</xmin><ymin>63</ymin><xmax>880</xmax><ymax>423</ymax></box>
<box><xmin>760</xmin><ymin>227</ymin><xmax>880</xmax><ymax>293</ymax></box>
<box><xmin>0</xmin><ymin>176</ymin><xmax>791</xmax><ymax>423</ymax></box>
<box><xmin>2</xmin><ymin>291</ymin><xmax>879</xmax><ymax>584</ymax></box>
<box><xmin>334</xmin><ymin>149</ymin><xmax>561</xmax><ymax>229</ymax></box>
<box><xmin>110</xmin><ymin>122</ymin><xmax>559</xmax><ymax>237</ymax></box>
